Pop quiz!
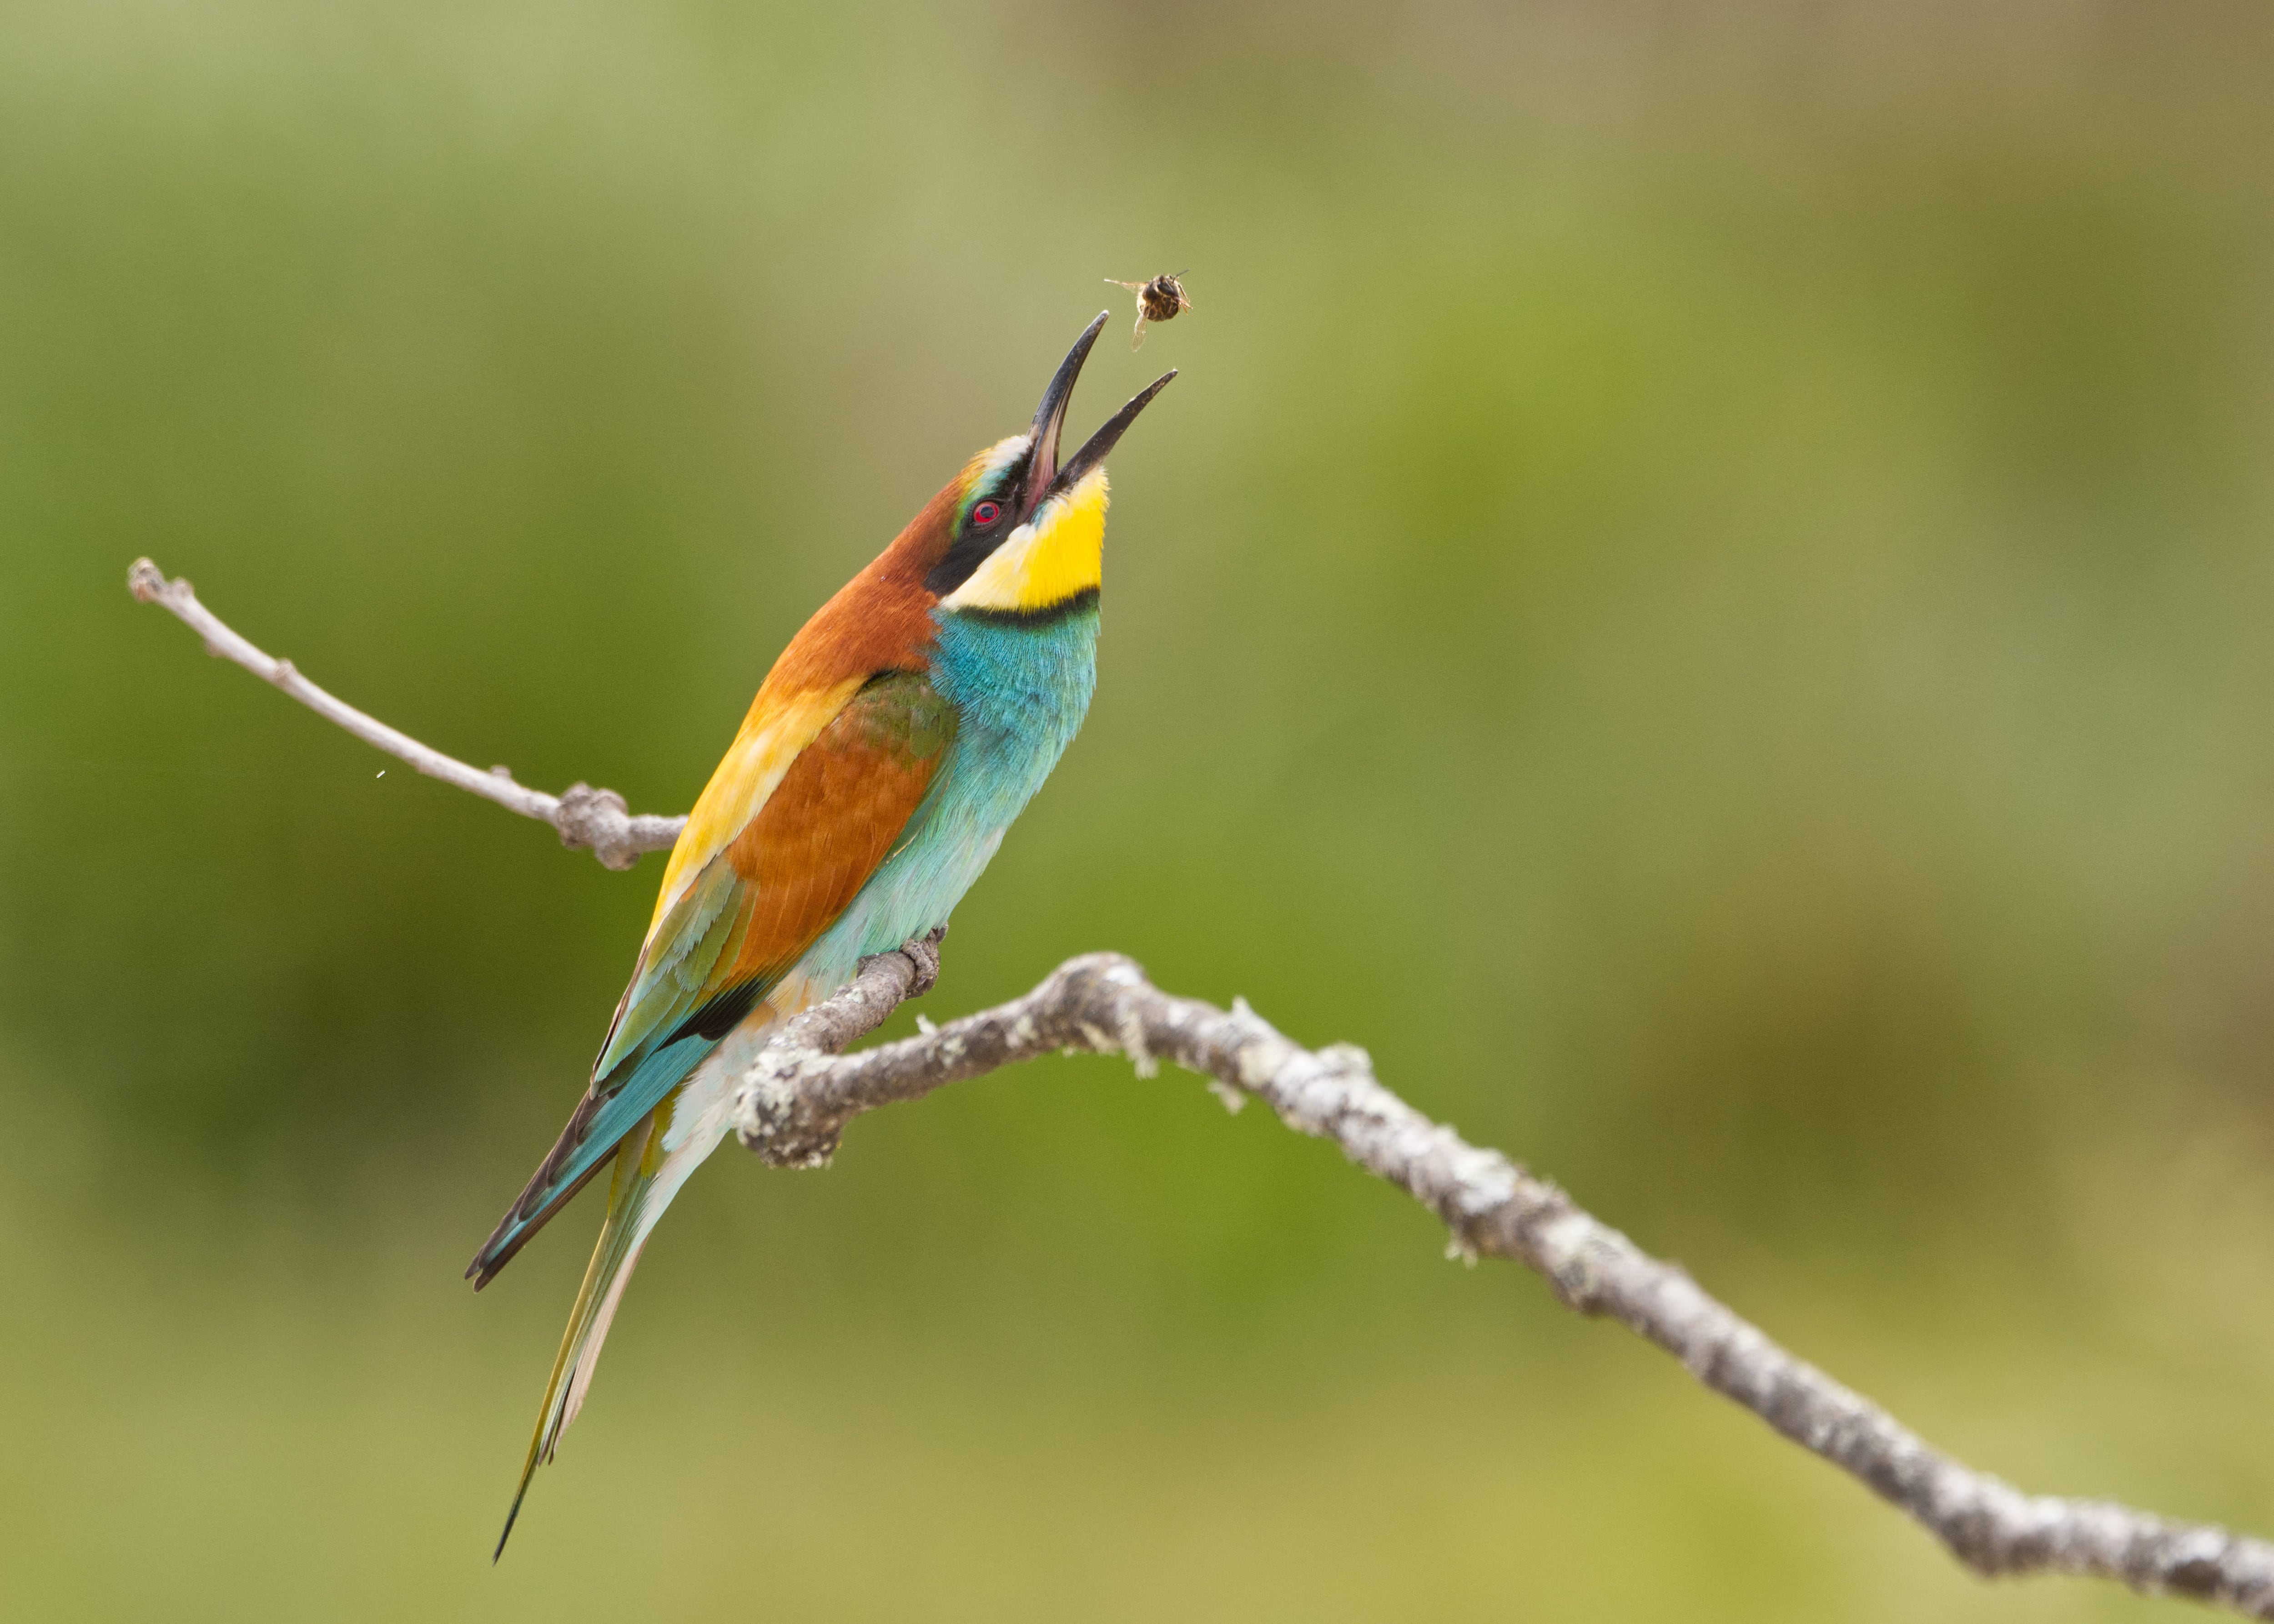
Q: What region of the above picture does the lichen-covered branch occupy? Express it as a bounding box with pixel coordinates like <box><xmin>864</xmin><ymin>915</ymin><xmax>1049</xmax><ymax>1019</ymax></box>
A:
<box><xmin>130</xmin><ymin>556</ymin><xmax>2274</xmax><ymax>1614</ymax></box>
<box><xmin>126</xmin><ymin>558</ymin><xmax>684</xmax><ymax>868</ymax></box>
<box><xmin>738</xmin><ymin>944</ymin><xmax>2274</xmax><ymax>1621</ymax></box>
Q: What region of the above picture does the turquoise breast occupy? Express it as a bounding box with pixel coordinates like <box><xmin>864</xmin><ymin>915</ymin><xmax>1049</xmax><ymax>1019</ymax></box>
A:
<box><xmin>800</xmin><ymin>600</ymin><xmax>1100</xmax><ymax>981</ymax></box>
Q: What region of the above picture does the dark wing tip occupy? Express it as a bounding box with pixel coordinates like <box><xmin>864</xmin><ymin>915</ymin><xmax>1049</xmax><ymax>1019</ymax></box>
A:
<box><xmin>466</xmin><ymin>1100</ymin><xmax>620</xmax><ymax>1288</ymax></box>
<box><xmin>465</xmin><ymin>1201</ymin><xmax>546</xmax><ymax>1290</ymax></box>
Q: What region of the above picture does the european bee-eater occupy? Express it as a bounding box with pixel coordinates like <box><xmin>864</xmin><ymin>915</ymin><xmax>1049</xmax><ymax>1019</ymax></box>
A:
<box><xmin>470</xmin><ymin>312</ymin><xmax>1173</xmax><ymax>1555</ymax></box>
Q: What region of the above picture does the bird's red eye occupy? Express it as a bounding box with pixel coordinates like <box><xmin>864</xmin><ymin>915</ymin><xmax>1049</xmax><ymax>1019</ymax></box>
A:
<box><xmin>971</xmin><ymin>500</ymin><xmax>1001</xmax><ymax>528</ymax></box>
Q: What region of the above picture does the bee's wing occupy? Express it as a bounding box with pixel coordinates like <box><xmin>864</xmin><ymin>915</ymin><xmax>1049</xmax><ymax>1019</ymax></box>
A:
<box><xmin>1130</xmin><ymin>312</ymin><xmax>1148</xmax><ymax>351</ymax></box>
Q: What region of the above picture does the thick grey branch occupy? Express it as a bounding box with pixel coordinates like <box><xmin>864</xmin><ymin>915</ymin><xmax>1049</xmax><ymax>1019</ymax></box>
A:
<box><xmin>738</xmin><ymin>947</ymin><xmax>2274</xmax><ymax>1620</ymax></box>
<box><xmin>126</xmin><ymin>565</ymin><xmax>2274</xmax><ymax>1612</ymax></box>
<box><xmin>127</xmin><ymin>558</ymin><xmax>684</xmax><ymax>867</ymax></box>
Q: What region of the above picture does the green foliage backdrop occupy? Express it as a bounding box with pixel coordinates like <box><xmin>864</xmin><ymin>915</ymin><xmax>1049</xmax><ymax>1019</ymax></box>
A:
<box><xmin>4</xmin><ymin>3</ymin><xmax>2273</xmax><ymax>1618</ymax></box>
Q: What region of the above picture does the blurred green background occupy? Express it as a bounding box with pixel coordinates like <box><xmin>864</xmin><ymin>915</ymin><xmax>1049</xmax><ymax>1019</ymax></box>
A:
<box><xmin>5</xmin><ymin>1</ymin><xmax>2274</xmax><ymax>1618</ymax></box>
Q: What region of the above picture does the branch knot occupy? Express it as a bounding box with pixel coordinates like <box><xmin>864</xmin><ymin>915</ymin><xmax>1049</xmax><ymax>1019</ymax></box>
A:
<box><xmin>735</xmin><ymin>930</ymin><xmax>947</xmax><ymax>1169</ymax></box>
<box><xmin>554</xmin><ymin>782</ymin><xmax>645</xmax><ymax>870</ymax></box>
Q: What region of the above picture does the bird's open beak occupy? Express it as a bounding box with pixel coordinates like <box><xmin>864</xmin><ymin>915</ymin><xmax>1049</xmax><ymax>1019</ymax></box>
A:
<box><xmin>1024</xmin><ymin>312</ymin><xmax>1176</xmax><ymax>516</ymax></box>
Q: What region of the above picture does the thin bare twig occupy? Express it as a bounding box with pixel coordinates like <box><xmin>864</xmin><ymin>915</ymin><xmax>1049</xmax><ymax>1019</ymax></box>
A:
<box><xmin>132</xmin><ymin>558</ymin><xmax>2274</xmax><ymax>1614</ymax></box>
<box><xmin>126</xmin><ymin>558</ymin><xmax>684</xmax><ymax>867</ymax></box>
<box><xmin>739</xmin><ymin>945</ymin><xmax>2274</xmax><ymax>1620</ymax></box>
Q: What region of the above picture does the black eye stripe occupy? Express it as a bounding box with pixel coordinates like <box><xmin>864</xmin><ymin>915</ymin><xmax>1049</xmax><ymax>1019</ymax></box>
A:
<box><xmin>927</xmin><ymin>462</ymin><xmax>1028</xmax><ymax>596</ymax></box>
<box><xmin>928</xmin><ymin>528</ymin><xmax>1001</xmax><ymax>596</ymax></box>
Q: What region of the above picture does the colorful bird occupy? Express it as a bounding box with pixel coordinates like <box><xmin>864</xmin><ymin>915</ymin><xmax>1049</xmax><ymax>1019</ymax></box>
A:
<box><xmin>469</xmin><ymin>312</ymin><xmax>1174</xmax><ymax>1556</ymax></box>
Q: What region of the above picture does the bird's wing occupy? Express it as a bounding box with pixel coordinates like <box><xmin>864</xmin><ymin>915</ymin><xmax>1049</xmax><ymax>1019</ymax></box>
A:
<box><xmin>468</xmin><ymin>669</ymin><xmax>957</xmax><ymax>1283</ymax></box>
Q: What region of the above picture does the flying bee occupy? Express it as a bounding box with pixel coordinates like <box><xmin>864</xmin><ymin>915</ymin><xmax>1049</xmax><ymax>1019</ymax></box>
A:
<box><xmin>1106</xmin><ymin>271</ymin><xmax>1192</xmax><ymax>350</ymax></box>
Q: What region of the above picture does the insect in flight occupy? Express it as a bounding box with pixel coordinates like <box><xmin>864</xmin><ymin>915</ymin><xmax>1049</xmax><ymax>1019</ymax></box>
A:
<box><xmin>1106</xmin><ymin>270</ymin><xmax>1192</xmax><ymax>350</ymax></box>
